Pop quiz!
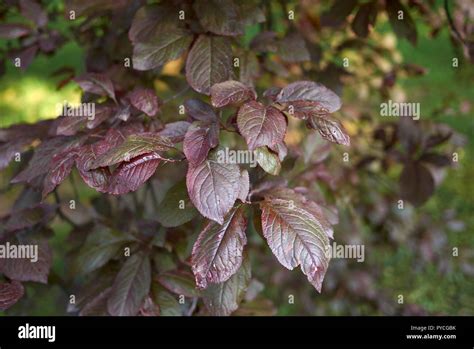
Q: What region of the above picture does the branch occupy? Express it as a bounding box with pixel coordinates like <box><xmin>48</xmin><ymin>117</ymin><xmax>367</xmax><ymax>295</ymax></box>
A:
<box><xmin>444</xmin><ymin>0</ymin><xmax>465</xmax><ymax>44</ymax></box>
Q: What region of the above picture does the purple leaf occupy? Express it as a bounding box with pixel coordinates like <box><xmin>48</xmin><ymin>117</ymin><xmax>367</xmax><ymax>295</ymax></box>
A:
<box><xmin>0</xmin><ymin>239</ymin><xmax>52</xmax><ymax>284</ymax></box>
<box><xmin>399</xmin><ymin>161</ymin><xmax>435</xmax><ymax>206</ymax></box>
<box><xmin>186</xmin><ymin>35</ymin><xmax>233</xmax><ymax>95</ymax></box>
<box><xmin>210</xmin><ymin>80</ymin><xmax>257</xmax><ymax>108</ymax></box>
<box><xmin>193</xmin><ymin>0</ymin><xmax>244</xmax><ymax>36</ymax></box>
<box><xmin>13</xmin><ymin>44</ymin><xmax>38</xmax><ymax>71</ymax></box>
<box><xmin>239</xmin><ymin>51</ymin><xmax>260</xmax><ymax>87</ymax></box>
<box><xmin>260</xmin><ymin>189</ymin><xmax>332</xmax><ymax>292</ymax></box>
<box><xmin>184</xmin><ymin>99</ymin><xmax>217</xmax><ymax>122</ymax></box>
<box><xmin>262</xmin><ymin>86</ymin><xmax>282</xmax><ymax>101</ymax></box>
<box><xmin>56</xmin><ymin>114</ymin><xmax>87</xmax><ymax>136</ymax></box>
<box><xmin>277</xmin><ymin>32</ymin><xmax>310</xmax><ymax>63</ymax></box>
<box><xmin>237</xmin><ymin>169</ymin><xmax>250</xmax><ymax>202</ymax></box>
<box><xmin>129</xmin><ymin>4</ymin><xmax>176</xmax><ymax>43</ymax></box>
<box><xmin>0</xmin><ymin>280</ymin><xmax>24</xmax><ymax>311</ymax></box>
<box><xmin>158</xmin><ymin>121</ymin><xmax>191</xmax><ymax>143</ymax></box>
<box><xmin>75</xmin><ymin>227</ymin><xmax>136</xmax><ymax>275</ymax></box>
<box><xmin>308</xmin><ymin>114</ymin><xmax>350</xmax><ymax>146</ymax></box>
<box><xmin>157</xmin><ymin>270</ymin><xmax>199</xmax><ymax>298</ymax></box>
<box><xmin>105</xmin><ymin>153</ymin><xmax>161</xmax><ymax>195</ymax></box>
<box><xmin>3</xmin><ymin>204</ymin><xmax>55</xmax><ymax>233</ymax></box>
<box><xmin>276</xmin><ymin>81</ymin><xmax>342</xmax><ymax>113</ymax></box>
<box><xmin>74</xmin><ymin>73</ymin><xmax>116</xmax><ymax>101</ymax></box>
<box><xmin>89</xmin><ymin>133</ymin><xmax>174</xmax><ymax>170</ymax></box>
<box><xmin>107</xmin><ymin>250</ymin><xmax>151</xmax><ymax>316</ymax></box>
<box><xmin>0</xmin><ymin>138</ymin><xmax>32</xmax><ymax>170</ymax></box>
<box><xmin>42</xmin><ymin>149</ymin><xmax>78</xmax><ymax>198</ymax></box>
<box><xmin>237</xmin><ymin>100</ymin><xmax>287</xmax><ymax>151</ymax></box>
<box><xmin>263</xmin><ymin>187</ymin><xmax>335</xmax><ymax>239</ymax></box>
<box><xmin>127</xmin><ymin>87</ymin><xmax>160</xmax><ymax>116</ymax></box>
<box><xmin>115</xmin><ymin>104</ymin><xmax>131</xmax><ymax>122</ymax></box>
<box><xmin>20</xmin><ymin>0</ymin><xmax>48</xmax><ymax>28</ymax></box>
<box><xmin>284</xmin><ymin>100</ymin><xmax>329</xmax><ymax>120</ymax></box>
<box><xmin>132</xmin><ymin>26</ymin><xmax>192</xmax><ymax>71</ymax></box>
<box><xmin>183</xmin><ymin>121</ymin><xmax>219</xmax><ymax>165</ymax></box>
<box><xmin>74</xmin><ymin>125</ymin><xmax>144</xmax><ymax>192</ymax></box>
<box><xmin>12</xmin><ymin>136</ymin><xmax>84</xmax><ymax>184</ymax></box>
<box><xmin>0</xmin><ymin>24</ymin><xmax>31</xmax><ymax>39</ymax></box>
<box><xmin>202</xmin><ymin>257</ymin><xmax>250</xmax><ymax>316</ymax></box>
<box><xmin>86</xmin><ymin>104</ymin><xmax>114</xmax><ymax>130</ymax></box>
<box><xmin>156</xmin><ymin>180</ymin><xmax>198</xmax><ymax>228</ymax></box>
<box><xmin>192</xmin><ymin>206</ymin><xmax>248</xmax><ymax>289</ymax></box>
<box><xmin>187</xmin><ymin>149</ymin><xmax>241</xmax><ymax>224</ymax></box>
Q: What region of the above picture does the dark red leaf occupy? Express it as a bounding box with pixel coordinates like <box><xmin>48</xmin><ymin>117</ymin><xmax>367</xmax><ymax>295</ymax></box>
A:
<box><xmin>85</xmin><ymin>104</ymin><xmax>114</xmax><ymax>130</ymax></box>
<box><xmin>210</xmin><ymin>80</ymin><xmax>256</xmax><ymax>108</ymax></box>
<box><xmin>193</xmin><ymin>0</ymin><xmax>244</xmax><ymax>36</ymax></box>
<box><xmin>308</xmin><ymin>114</ymin><xmax>350</xmax><ymax>146</ymax></box>
<box><xmin>284</xmin><ymin>100</ymin><xmax>329</xmax><ymax>120</ymax></box>
<box><xmin>42</xmin><ymin>149</ymin><xmax>78</xmax><ymax>198</ymax></box>
<box><xmin>186</xmin><ymin>35</ymin><xmax>233</xmax><ymax>95</ymax></box>
<box><xmin>192</xmin><ymin>206</ymin><xmax>248</xmax><ymax>289</ymax></box>
<box><xmin>183</xmin><ymin>121</ymin><xmax>219</xmax><ymax>165</ymax></box>
<box><xmin>0</xmin><ymin>280</ymin><xmax>24</xmax><ymax>311</ymax></box>
<box><xmin>3</xmin><ymin>204</ymin><xmax>55</xmax><ymax>233</ymax></box>
<box><xmin>157</xmin><ymin>270</ymin><xmax>199</xmax><ymax>298</ymax></box>
<box><xmin>276</xmin><ymin>81</ymin><xmax>342</xmax><ymax>113</ymax></box>
<box><xmin>107</xmin><ymin>250</ymin><xmax>151</xmax><ymax>316</ymax></box>
<box><xmin>237</xmin><ymin>101</ymin><xmax>287</xmax><ymax>151</ymax></box>
<box><xmin>0</xmin><ymin>138</ymin><xmax>32</xmax><ymax>171</ymax></box>
<box><xmin>127</xmin><ymin>87</ymin><xmax>160</xmax><ymax>116</ymax></box>
<box><xmin>105</xmin><ymin>153</ymin><xmax>161</xmax><ymax>195</ymax></box>
<box><xmin>74</xmin><ymin>73</ymin><xmax>116</xmax><ymax>101</ymax></box>
<box><xmin>129</xmin><ymin>4</ymin><xmax>176</xmax><ymax>43</ymax></box>
<box><xmin>158</xmin><ymin>121</ymin><xmax>191</xmax><ymax>143</ymax></box>
<box><xmin>89</xmin><ymin>133</ymin><xmax>174</xmax><ymax>170</ymax></box>
<box><xmin>184</xmin><ymin>99</ymin><xmax>217</xmax><ymax>122</ymax></box>
<box><xmin>187</xmin><ymin>149</ymin><xmax>241</xmax><ymax>224</ymax></box>
<box><xmin>12</xmin><ymin>136</ymin><xmax>84</xmax><ymax>184</ymax></box>
<box><xmin>20</xmin><ymin>0</ymin><xmax>48</xmax><ymax>28</ymax></box>
<box><xmin>399</xmin><ymin>161</ymin><xmax>435</xmax><ymax>206</ymax></box>
<box><xmin>0</xmin><ymin>238</ymin><xmax>52</xmax><ymax>284</ymax></box>
<box><xmin>260</xmin><ymin>190</ymin><xmax>332</xmax><ymax>292</ymax></box>
<box><xmin>277</xmin><ymin>32</ymin><xmax>310</xmax><ymax>63</ymax></box>
<box><xmin>132</xmin><ymin>26</ymin><xmax>192</xmax><ymax>71</ymax></box>
<box><xmin>0</xmin><ymin>24</ymin><xmax>31</xmax><ymax>39</ymax></box>
<box><xmin>202</xmin><ymin>257</ymin><xmax>250</xmax><ymax>316</ymax></box>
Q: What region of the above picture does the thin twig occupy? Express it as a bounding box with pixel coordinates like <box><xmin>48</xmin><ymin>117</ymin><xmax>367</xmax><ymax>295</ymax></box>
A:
<box><xmin>444</xmin><ymin>0</ymin><xmax>465</xmax><ymax>44</ymax></box>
